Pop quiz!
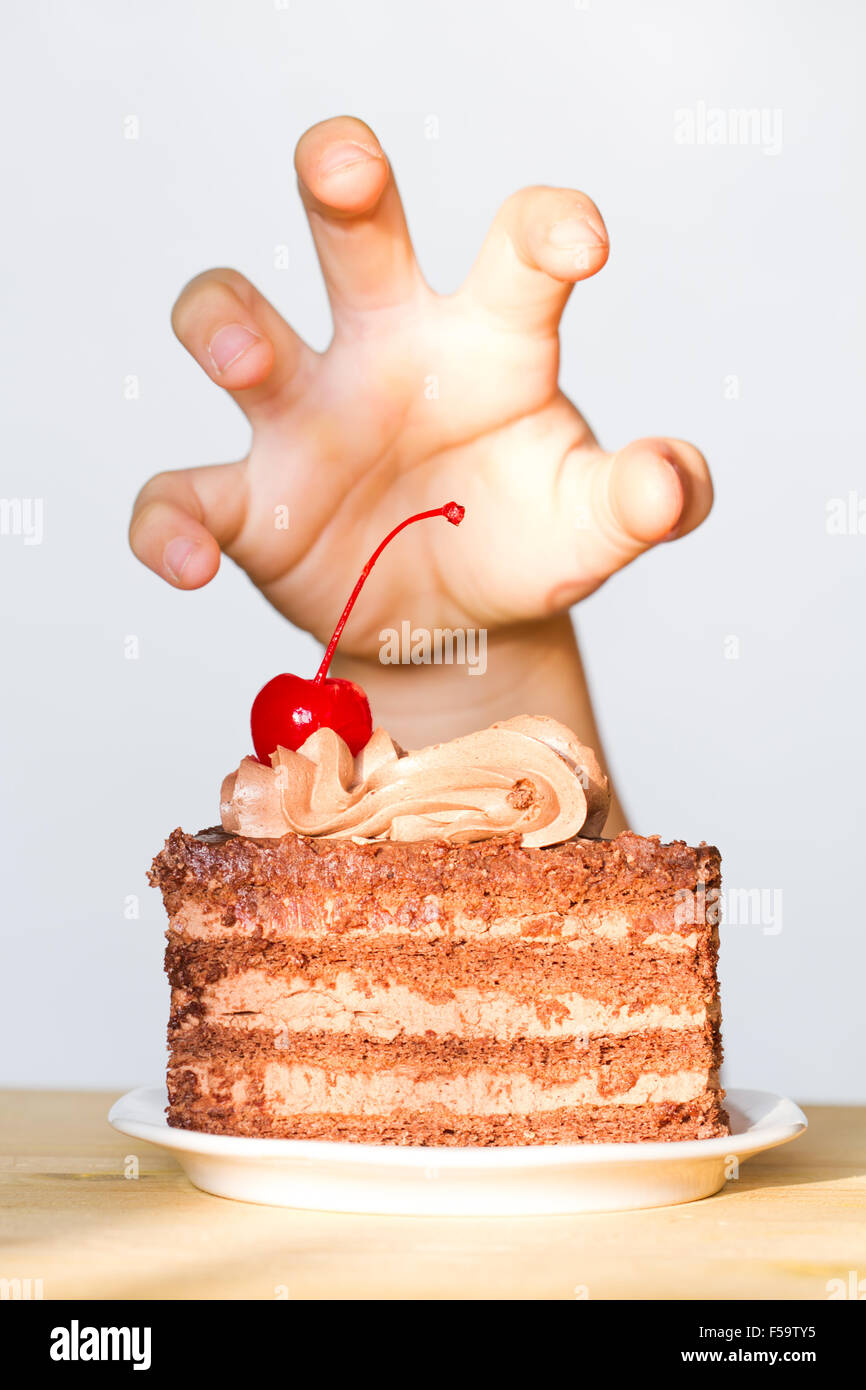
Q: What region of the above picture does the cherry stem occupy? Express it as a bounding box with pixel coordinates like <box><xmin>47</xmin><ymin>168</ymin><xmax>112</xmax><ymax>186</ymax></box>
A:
<box><xmin>314</xmin><ymin>501</ymin><xmax>465</xmax><ymax>684</ymax></box>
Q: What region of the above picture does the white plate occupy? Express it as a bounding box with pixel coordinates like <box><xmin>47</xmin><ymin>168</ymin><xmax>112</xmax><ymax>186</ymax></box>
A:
<box><xmin>108</xmin><ymin>1086</ymin><xmax>806</xmax><ymax>1216</ymax></box>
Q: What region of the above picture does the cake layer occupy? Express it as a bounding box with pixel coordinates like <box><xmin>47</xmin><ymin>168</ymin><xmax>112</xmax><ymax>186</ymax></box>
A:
<box><xmin>167</xmin><ymin>939</ymin><xmax>717</xmax><ymax>1013</ymax></box>
<box><xmin>167</xmin><ymin>1019</ymin><xmax>725</xmax><ymax>1140</ymax></box>
<box><xmin>166</xmin><ymin>1074</ymin><xmax>727</xmax><ymax>1145</ymax></box>
<box><xmin>169</xmin><ymin>1022</ymin><xmax>720</xmax><ymax>1085</ymax></box>
<box><xmin>153</xmin><ymin>828</ymin><xmax>721</xmax><ymax>927</ymax></box>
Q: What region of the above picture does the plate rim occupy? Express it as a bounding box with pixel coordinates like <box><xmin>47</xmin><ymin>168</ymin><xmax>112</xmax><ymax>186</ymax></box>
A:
<box><xmin>108</xmin><ymin>1085</ymin><xmax>807</xmax><ymax>1168</ymax></box>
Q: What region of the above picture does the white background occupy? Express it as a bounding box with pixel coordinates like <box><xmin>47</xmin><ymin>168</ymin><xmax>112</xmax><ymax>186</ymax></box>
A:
<box><xmin>2</xmin><ymin>0</ymin><xmax>863</xmax><ymax>1100</ymax></box>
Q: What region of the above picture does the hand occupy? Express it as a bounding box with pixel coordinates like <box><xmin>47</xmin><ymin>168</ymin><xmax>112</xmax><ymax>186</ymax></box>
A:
<box><xmin>129</xmin><ymin>115</ymin><xmax>713</xmax><ymax>663</ymax></box>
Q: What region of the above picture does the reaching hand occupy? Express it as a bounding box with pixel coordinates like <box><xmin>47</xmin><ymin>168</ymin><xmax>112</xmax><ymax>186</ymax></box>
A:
<box><xmin>130</xmin><ymin>115</ymin><xmax>712</xmax><ymax>660</ymax></box>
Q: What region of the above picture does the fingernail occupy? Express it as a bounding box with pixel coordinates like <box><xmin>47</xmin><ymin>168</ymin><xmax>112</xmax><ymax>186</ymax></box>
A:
<box><xmin>548</xmin><ymin>216</ymin><xmax>607</xmax><ymax>248</ymax></box>
<box><xmin>164</xmin><ymin>538</ymin><xmax>195</xmax><ymax>582</ymax></box>
<box><xmin>317</xmin><ymin>140</ymin><xmax>382</xmax><ymax>178</ymax></box>
<box><xmin>207</xmin><ymin>323</ymin><xmax>261</xmax><ymax>374</ymax></box>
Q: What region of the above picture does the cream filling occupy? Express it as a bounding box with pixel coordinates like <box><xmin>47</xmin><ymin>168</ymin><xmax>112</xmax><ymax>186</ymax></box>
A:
<box><xmin>170</xmin><ymin>905</ymin><xmax>698</xmax><ymax>952</ymax></box>
<box><xmin>188</xmin><ymin>970</ymin><xmax>708</xmax><ymax>1041</ymax></box>
<box><xmin>184</xmin><ymin>1061</ymin><xmax>711</xmax><ymax>1114</ymax></box>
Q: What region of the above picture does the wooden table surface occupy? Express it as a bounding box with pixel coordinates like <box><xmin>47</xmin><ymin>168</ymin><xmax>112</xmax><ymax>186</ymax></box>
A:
<box><xmin>1</xmin><ymin>1091</ymin><xmax>864</xmax><ymax>1301</ymax></box>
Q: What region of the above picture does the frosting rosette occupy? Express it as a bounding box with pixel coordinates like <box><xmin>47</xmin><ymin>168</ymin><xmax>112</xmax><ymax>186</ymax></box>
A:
<box><xmin>220</xmin><ymin>714</ymin><xmax>609</xmax><ymax>848</ymax></box>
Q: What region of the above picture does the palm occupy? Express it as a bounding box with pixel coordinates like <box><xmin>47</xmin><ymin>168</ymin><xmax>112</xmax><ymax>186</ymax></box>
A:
<box><xmin>131</xmin><ymin>116</ymin><xmax>711</xmax><ymax>660</ymax></box>
<box><xmin>237</xmin><ymin>296</ymin><xmax>592</xmax><ymax>652</ymax></box>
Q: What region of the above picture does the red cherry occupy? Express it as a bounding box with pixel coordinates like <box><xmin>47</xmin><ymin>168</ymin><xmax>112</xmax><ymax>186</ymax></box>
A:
<box><xmin>250</xmin><ymin>501</ymin><xmax>465</xmax><ymax>762</ymax></box>
<box><xmin>250</xmin><ymin>673</ymin><xmax>373</xmax><ymax>762</ymax></box>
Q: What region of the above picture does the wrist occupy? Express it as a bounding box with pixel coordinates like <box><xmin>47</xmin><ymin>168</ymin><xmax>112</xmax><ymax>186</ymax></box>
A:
<box><xmin>332</xmin><ymin>614</ymin><xmax>626</xmax><ymax>834</ymax></box>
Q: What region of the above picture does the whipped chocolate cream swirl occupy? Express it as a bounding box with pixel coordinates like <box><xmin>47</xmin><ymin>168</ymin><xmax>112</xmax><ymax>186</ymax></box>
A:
<box><xmin>221</xmin><ymin>714</ymin><xmax>609</xmax><ymax>848</ymax></box>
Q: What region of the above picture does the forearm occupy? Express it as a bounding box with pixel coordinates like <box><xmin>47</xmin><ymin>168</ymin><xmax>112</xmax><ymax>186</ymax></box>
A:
<box><xmin>332</xmin><ymin>613</ymin><xmax>627</xmax><ymax>835</ymax></box>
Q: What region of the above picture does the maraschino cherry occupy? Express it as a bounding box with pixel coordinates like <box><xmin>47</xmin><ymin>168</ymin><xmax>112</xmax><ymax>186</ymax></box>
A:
<box><xmin>251</xmin><ymin>501</ymin><xmax>465</xmax><ymax>763</ymax></box>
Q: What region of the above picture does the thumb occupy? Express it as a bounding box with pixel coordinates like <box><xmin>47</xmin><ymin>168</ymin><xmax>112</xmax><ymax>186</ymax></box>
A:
<box><xmin>549</xmin><ymin>437</ymin><xmax>713</xmax><ymax>606</ymax></box>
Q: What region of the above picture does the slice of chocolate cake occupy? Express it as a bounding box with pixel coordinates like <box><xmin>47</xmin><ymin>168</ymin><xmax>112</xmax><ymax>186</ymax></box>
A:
<box><xmin>149</xmin><ymin>717</ymin><xmax>727</xmax><ymax>1145</ymax></box>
